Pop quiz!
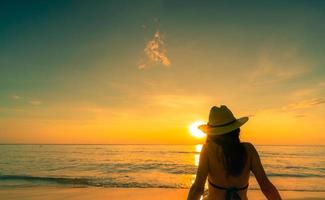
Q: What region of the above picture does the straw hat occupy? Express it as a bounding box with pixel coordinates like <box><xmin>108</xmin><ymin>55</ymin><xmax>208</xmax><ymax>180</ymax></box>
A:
<box><xmin>198</xmin><ymin>105</ymin><xmax>248</xmax><ymax>136</ymax></box>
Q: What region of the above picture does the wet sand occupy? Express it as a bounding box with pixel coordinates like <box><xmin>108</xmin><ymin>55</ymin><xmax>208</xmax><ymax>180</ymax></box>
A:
<box><xmin>0</xmin><ymin>187</ymin><xmax>324</xmax><ymax>200</ymax></box>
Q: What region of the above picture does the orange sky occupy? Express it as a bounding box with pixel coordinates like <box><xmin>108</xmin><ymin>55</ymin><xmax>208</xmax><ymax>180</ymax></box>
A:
<box><xmin>1</xmin><ymin>102</ymin><xmax>324</xmax><ymax>145</ymax></box>
<box><xmin>1</xmin><ymin>1</ymin><xmax>325</xmax><ymax>145</ymax></box>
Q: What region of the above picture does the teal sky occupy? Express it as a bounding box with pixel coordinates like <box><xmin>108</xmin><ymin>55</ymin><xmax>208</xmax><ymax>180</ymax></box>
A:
<box><xmin>1</xmin><ymin>1</ymin><xmax>325</xmax><ymax>144</ymax></box>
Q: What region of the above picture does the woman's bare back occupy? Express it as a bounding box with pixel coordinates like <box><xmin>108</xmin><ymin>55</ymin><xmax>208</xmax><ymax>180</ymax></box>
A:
<box><xmin>205</xmin><ymin>141</ymin><xmax>251</xmax><ymax>200</ymax></box>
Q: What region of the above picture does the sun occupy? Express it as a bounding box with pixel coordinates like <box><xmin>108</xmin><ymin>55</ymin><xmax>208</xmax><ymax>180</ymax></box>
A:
<box><xmin>189</xmin><ymin>121</ymin><xmax>206</xmax><ymax>139</ymax></box>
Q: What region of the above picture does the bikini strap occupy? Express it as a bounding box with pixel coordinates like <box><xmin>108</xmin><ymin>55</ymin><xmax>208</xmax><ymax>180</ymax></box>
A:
<box><xmin>208</xmin><ymin>179</ymin><xmax>248</xmax><ymax>200</ymax></box>
<box><xmin>208</xmin><ymin>179</ymin><xmax>248</xmax><ymax>190</ymax></box>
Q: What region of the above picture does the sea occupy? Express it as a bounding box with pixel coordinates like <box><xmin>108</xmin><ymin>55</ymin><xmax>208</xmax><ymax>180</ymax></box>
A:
<box><xmin>0</xmin><ymin>145</ymin><xmax>324</xmax><ymax>193</ymax></box>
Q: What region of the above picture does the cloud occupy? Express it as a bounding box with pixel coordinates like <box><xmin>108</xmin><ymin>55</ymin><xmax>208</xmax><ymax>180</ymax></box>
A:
<box><xmin>282</xmin><ymin>98</ymin><xmax>325</xmax><ymax>110</ymax></box>
<box><xmin>318</xmin><ymin>81</ymin><xmax>325</xmax><ymax>88</ymax></box>
<box><xmin>149</xmin><ymin>94</ymin><xmax>210</xmax><ymax>109</ymax></box>
<box><xmin>0</xmin><ymin>107</ymin><xmax>24</xmax><ymax>113</ymax></box>
<box><xmin>291</xmin><ymin>88</ymin><xmax>316</xmax><ymax>98</ymax></box>
<box><xmin>294</xmin><ymin>114</ymin><xmax>306</xmax><ymax>118</ymax></box>
<box><xmin>29</xmin><ymin>100</ymin><xmax>42</xmax><ymax>106</ymax></box>
<box><xmin>11</xmin><ymin>95</ymin><xmax>22</xmax><ymax>100</ymax></box>
<box><xmin>254</xmin><ymin>97</ymin><xmax>325</xmax><ymax>119</ymax></box>
<box><xmin>9</xmin><ymin>95</ymin><xmax>43</xmax><ymax>106</ymax></box>
<box><xmin>250</xmin><ymin>44</ymin><xmax>310</xmax><ymax>85</ymax></box>
<box><xmin>138</xmin><ymin>30</ymin><xmax>171</xmax><ymax>69</ymax></box>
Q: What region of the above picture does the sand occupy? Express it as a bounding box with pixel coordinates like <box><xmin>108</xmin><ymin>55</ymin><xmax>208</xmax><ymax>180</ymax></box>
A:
<box><xmin>0</xmin><ymin>187</ymin><xmax>324</xmax><ymax>200</ymax></box>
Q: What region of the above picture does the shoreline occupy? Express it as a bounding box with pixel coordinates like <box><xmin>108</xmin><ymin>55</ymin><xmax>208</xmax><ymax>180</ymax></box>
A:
<box><xmin>0</xmin><ymin>187</ymin><xmax>324</xmax><ymax>200</ymax></box>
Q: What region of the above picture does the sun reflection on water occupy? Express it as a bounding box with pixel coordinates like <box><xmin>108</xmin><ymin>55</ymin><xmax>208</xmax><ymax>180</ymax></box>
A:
<box><xmin>194</xmin><ymin>144</ymin><xmax>203</xmax><ymax>166</ymax></box>
<box><xmin>195</xmin><ymin>144</ymin><xmax>203</xmax><ymax>153</ymax></box>
<box><xmin>194</xmin><ymin>154</ymin><xmax>200</xmax><ymax>166</ymax></box>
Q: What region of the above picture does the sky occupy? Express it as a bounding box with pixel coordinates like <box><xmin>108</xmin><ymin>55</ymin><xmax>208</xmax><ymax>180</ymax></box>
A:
<box><xmin>0</xmin><ymin>0</ymin><xmax>325</xmax><ymax>145</ymax></box>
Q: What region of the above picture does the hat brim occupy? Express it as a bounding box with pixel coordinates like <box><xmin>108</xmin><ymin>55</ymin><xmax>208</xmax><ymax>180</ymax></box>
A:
<box><xmin>198</xmin><ymin>117</ymin><xmax>248</xmax><ymax>136</ymax></box>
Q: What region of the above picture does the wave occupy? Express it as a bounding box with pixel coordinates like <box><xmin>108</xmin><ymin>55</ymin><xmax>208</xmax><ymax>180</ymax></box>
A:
<box><xmin>0</xmin><ymin>175</ymin><xmax>183</xmax><ymax>188</ymax></box>
<box><xmin>1</xmin><ymin>175</ymin><xmax>325</xmax><ymax>192</ymax></box>
<box><xmin>0</xmin><ymin>175</ymin><xmax>94</xmax><ymax>186</ymax></box>
<box><xmin>266</xmin><ymin>173</ymin><xmax>325</xmax><ymax>178</ymax></box>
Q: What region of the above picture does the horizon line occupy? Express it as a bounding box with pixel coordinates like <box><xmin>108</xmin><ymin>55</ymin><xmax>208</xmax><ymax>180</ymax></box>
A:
<box><xmin>0</xmin><ymin>143</ymin><xmax>324</xmax><ymax>146</ymax></box>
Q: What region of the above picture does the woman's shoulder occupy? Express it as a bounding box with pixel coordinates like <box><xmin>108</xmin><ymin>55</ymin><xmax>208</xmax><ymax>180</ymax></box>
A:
<box><xmin>241</xmin><ymin>142</ymin><xmax>254</xmax><ymax>149</ymax></box>
<box><xmin>204</xmin><ymin>139</ymin><xmax>222</xmax><ymax>153</ymax></box>
<box><xmin>241</xmin><ymin>142</ymin><xmax>256</xmax><ymax>155</ymax></box>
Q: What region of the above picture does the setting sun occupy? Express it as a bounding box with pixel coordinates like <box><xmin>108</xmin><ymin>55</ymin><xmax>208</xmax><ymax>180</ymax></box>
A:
<box><xmin>189</xmin><ymin>121</ymin><xmax>206</xmax><ymax>139</ymax></box>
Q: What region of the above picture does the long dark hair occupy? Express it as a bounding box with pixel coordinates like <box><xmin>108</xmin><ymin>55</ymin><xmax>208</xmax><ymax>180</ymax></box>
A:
<box><xmin>208</xmin><ymin>128</ymin><xmax>247</xmax><ymax>177</ymax></box>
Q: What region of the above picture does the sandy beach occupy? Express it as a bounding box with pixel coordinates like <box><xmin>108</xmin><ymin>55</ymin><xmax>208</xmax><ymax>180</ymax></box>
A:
<box><xmin>0</xmin><ymin>187</ymin><xmax>324</xmax><ymax>200</ymax></box>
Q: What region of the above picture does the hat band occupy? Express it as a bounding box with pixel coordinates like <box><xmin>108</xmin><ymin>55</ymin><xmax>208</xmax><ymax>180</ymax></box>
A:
<box><xmin>208</xmin><ymin>119</ymin><xmax>236</xmax><ymax>127</ymax></box>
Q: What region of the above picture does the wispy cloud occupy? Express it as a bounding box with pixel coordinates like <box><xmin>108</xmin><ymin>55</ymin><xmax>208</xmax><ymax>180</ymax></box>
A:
<box><xmin>29</xmin><ymin>100</ymin><xmax>42</xmax><ymax>106</ymax></box>
<box><xmin>291</xmin><ymin>88</ymin><xmax>316</xmax><ymax>98</ymax></box>
<box><xmin>0</xmin><ymin>107</ymin><xmax>24</xmax><ymax>113</ymax></box>
<box><xmin>11</xmin><ymin>95</ymin><xmax>22</xmax><ymax>100</ymax></box>
<box><xmin>318</xmin><ymin>81</ymin><xmax>325</xmax><ymax>88</ymax></box>
<box><xmin>254</xmin><ymin>97</ymin><xmax>325</xmax><ymax>119</ymax></box>
<box><xmin>10</xmin><ymin>95</ymin><xmax>43</xmax><ymax>106</ymax></box>
<box><xmin>149</xmin><ymin>94</ymin><xmax>210</xmax><ymax>109</ymax></box>
<box><xmin>138</xmin><ymin>29</ymin><xmax>171</xmax><ymax>69</ymax></box>
<box><xmin>294</xmin><ymin>114</ymin><xmax>306</xmax><ymax>118</ymax></box>
<box><xmin>282</xmin><ymin>98</ymin><xmax>325</xmax><ymax>110</ymax></box>
<box><xmin>250</xmin><ymin>44</ymin><xmax>310</xmax><ymax>85</ymax></box>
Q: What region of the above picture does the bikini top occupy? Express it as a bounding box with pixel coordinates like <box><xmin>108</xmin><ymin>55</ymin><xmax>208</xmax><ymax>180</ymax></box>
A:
<box><xmin>208</xmin><ymin>179</ymin><xmax>248</xmax><ymax>200</ymax></box>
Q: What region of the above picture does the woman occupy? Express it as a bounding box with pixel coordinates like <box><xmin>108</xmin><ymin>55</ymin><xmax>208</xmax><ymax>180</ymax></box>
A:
<box><xmin>187</xmin><ymin>105</ymin><xmax>282</xmax><ymax>200</ymax></box>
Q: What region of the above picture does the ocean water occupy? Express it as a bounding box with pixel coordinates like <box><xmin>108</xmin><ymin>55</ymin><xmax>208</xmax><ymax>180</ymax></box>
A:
<box><xmin>0</xmin><ymin>145</ymin><xmax>324</xmax><ymax>192</ymax></box>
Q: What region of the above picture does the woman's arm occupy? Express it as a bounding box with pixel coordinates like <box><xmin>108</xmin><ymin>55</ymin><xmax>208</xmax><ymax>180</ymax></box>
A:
<box><xmin>248</xmin><ymin>143</ymin><xmax>282</xmax><ymax>200</ymax></box>
<box><xmin>187</xmin><ymin>144</ymin><xmax>209</xmax><ymax>200</ymax></box>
